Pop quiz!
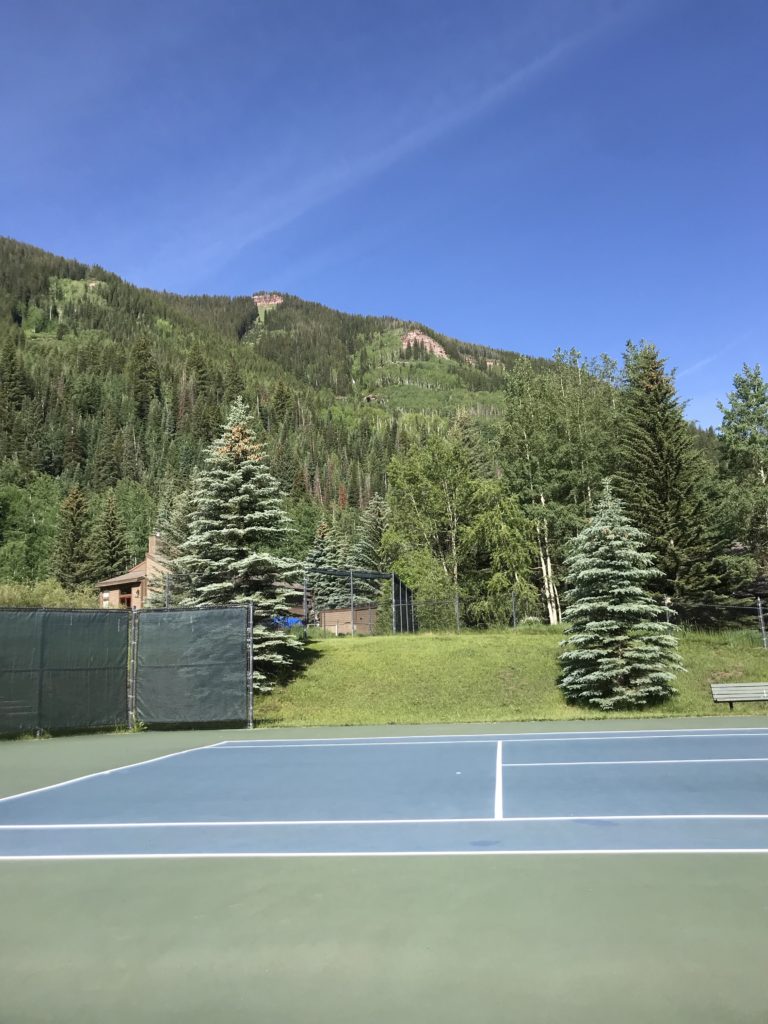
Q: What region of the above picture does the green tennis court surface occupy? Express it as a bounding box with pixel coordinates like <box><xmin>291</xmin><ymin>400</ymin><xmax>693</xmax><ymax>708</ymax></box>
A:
<box><xmin>2</xmin><ymin>720</ymin><xmax>767</xmax><ymax>1023</ymax></box>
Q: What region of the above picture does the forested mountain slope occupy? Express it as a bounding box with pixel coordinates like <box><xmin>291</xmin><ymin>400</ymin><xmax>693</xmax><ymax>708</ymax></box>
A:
<box><xmin>0</xmin><ymin>236</ymin><xmax>760</xmax><ymax>630</ymax></box>
<box><xmin>0</xmin><ymin>237</ymin><xmax>538</xmax><ymax>580</ymax></box>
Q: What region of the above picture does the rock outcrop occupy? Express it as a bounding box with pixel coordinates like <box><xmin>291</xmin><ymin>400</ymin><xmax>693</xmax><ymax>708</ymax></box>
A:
<box><xmin>401</xmin><ymin>329</ymin><xmax>448</xmax><ymax>360</ymax></box>
<box><xmin>252</xmin><ymin>293</ymin><xmax>283</xmax><ymax>309</ymax></box>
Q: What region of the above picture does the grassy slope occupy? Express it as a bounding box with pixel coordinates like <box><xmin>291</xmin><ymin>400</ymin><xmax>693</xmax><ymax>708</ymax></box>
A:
<box><xmin>255</xmin><ymin>627</ymin><xmax>768</xmax><ymax>726</ymax></box>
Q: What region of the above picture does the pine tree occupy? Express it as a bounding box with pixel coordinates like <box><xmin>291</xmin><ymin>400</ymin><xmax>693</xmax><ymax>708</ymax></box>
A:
<box><xmin>150</xmin><ymin>484</ymin><xmax>195</xmax><ymax>605</ymax></box>
<box><xmin>304</xmin><ymin>521</ymin><xmax>336</xmax><ymax>613</ymax></box>
<box><xmin>128</xmin><ymin>333</ymin><xmax>159</xmax><ymax>420</ymax></box>
<box><xmin>559</xmin><ymin>483</ymin><xmax>681</xmax><ymax>710</ymax></box>
<box><xmin>349</xmin><ymin>493</ymin><xmax>388</xmax><ymax>600</ymax></box>
<box><xmin>324</xmin><ymin>519</ymin><xmax>354</xmax><ymax>607</ymax></box>
<box><xmin>0</xmin><ymin>328</ymin><xmax>27</xmax><ymax>417</ymax></box>
<box><xmin>88</xmin><ymin>491</ymin><xmax>129</xmax><ymax>581</ymax></box>
<box><xmin>304</xmin><ymin>519</ymin><xmax>352</xmax><ymax>609</ymax></box>
<box><xmin>615</xmin><ymin>342</ymin><xmax>728</xmax><ymax>615</ymax></box>
<box><xmin>176</xmin><ymin>399</ymin><xmax>302</xmax><ymax>686</ymax></box>
<box><xmin>53</xmin><ymin>485</ymin><xmax>92</xmax><ymax>589</ymax></box>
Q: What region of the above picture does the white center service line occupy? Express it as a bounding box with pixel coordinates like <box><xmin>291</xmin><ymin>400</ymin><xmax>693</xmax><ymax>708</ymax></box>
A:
<box><xmin>494</xmin><ymin>740</ymin><xmax>503</xmax><ymax>820</ymax></box>
<box><xmin>502</xmin><ymin>757</ymin><xmax>768</xmax><ymax>767</ymax></box>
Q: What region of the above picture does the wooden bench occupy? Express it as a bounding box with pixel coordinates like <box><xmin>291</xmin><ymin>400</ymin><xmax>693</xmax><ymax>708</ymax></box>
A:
<box><xmin>711</xmin><ymin>683</ymin><xmax>768</xmax><ymax>710</ymax></box>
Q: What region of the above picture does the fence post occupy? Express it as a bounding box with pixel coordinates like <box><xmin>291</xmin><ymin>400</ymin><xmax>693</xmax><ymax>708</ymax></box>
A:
<box><xmin>391</xmin><ymin>573</ymin><xmax>397</xmax><ymax>634</ymax></box>
<box><xmin>302</xmin><ymin>575</ymin><xmax>308</xmax><ymax>640</ymax></box>
<box><xmin>349</xmin><ymin>569</ymin><xmax>355</xmax><ymax>637</ymax></box>
<box><xmin>128</xmin><ymin>607</ymin><xmax>139</xmax><ymax>729</ymax></box>
<box><xmin>246</xmin><ymin>602</ymin><xmax>254</xmax><ymax>728</ymax></box>
<box><xmin>35</xmin><ymin>610</ymin><xmax>46</xmax><ymax>737</ymax></box>
<box><xmin>454</xmin><ymin>592</ymin><xmax>461</xmax><ymax>633</ymax></box>
<box><xmin>512</xmin><ymin>591</ymin><xmax>517</xmax><ymax>628</ymax></box>
<box><xmin>758</xmin><ymin>598</ymin><xmax>767</xmax><ymax>649</ymax></box>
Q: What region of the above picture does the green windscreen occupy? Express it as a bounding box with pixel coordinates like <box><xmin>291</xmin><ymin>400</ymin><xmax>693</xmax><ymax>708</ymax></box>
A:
<box><xmin>134</xmin><ymin>606</ymin><xmax>249</xmax><ymax>725</ymax></box>
<box><xmin>0</xmin><ymin>610</ymin><xmax>130</xmax><ymax>735</ymax></box>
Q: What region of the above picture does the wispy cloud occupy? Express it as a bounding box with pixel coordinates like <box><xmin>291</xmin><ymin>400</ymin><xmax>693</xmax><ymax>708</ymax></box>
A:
<box><xmin>129</xmin><ymin>6</ymin><xmax>638</xmax><ymax>289</ymax></box>
<box><xmin>678</xmin><ymin>331</ymin><xmax>752</xmax><ymax>379</ymax></box>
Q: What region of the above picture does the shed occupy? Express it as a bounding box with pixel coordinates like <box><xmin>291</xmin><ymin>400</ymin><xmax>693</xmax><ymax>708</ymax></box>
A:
<box><xmin>95</xmin><ymin>535</ymin><xmax>167</xmax><ymax>610</ymax></box>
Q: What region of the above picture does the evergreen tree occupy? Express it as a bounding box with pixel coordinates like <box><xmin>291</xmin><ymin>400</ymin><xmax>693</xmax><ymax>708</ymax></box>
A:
<box><xmin>150</xmin><ymin>484</ymin><xmax>195</xmax><ymax>605</ymax></box>
<box><xmin>128</xmin><ymin>333</ymin><xmax>159</xmax><ymax>420</ymax></box>
<box><xmin>349</xmin><ymin>493</ymin><xmax>389</xmax><ymax>600</ymax></box>
<box><xmin>615</xmin><ymin>342</ymin><xmax>728</xmax><ymax>614</ymax></box>
<box><xmin>53</xmin><ymin>485</ymin><xmax>92</xmax><ymax>588</ymax></box>
<box><xmin>559</xmin><ymin>483</ymin><xmax>681</xmax><ymax>710</ymax></box>
<box><xmin>88</xmin><ymin>491</ymin><xmax>129</xmax><ymax>581</ymax></box>
<box><xmin>176</xmin><ymin>399</ymin><xmax>302</xmax><ymax>686</ymax></box>
<box><xmin>304</xmin><ymin>521</ymin><xmax>336</xmax><ymax>612</ymax></box>
<box><xmin>320</xmin><ymin>519</ymin><xmax>354</xmax><ymax>608</ymax></box>
<box><xmin>0</xmin><ymin>328</ymin><xmax>27</xmax><ymax>416</ymax></box>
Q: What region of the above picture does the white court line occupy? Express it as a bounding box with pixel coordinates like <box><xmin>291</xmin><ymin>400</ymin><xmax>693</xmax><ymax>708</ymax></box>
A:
<box><xmin>494</xmin><ymin>741</ymin><xmax>503</xmax><ymax>819</ymax></box>
<box><xmin>218</xmin><ymin>730</ymin><xmax>768</xmax><ymax>750</ymax></box>
<box><xmin>502</xmin><ymin>757</ymin><xmax>768</xmax><ymax>767</ymax></box>
<box><xmin>2</xmin><ymin>849</ymin><xmax>768</xmax><ymax>861</ymax></box>
<box><xmin>216</xmin><ymin>726</ymin><xmax>768</xmax><ymax>746</ymax></box>
<box><xmin>0</xmin><ymin>742</ymin><xmax>223</xmax><ymax>805</ymax></box>
<box><xmin>2</xmin><ymin>813</ymin><xmax>768</xmax><ymax>829</ymax></box>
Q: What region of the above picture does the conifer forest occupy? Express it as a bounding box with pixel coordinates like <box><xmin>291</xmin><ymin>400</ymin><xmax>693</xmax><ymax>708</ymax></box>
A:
<box><xmin>0</xmin><ymin>235</ymin><xmax>765</xmax><ymax>649</ymax></box>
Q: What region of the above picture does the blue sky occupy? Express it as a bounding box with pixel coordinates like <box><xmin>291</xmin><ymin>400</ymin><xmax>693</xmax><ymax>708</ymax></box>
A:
<box><xmin>1</xmin><ymin>0</ymin><xmax>766</xmax><ymax>426</ymax></box>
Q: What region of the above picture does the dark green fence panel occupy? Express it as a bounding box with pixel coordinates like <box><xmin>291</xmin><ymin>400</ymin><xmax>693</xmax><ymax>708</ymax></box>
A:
<box><xmin>40</xmin><ymin>611</ymin><xmax>130</xmax><ymax>731</ymax></box>
<box><xmin>134</xmin><ymin>607</ymin><xmax>249</xmax><ymax>725</ymax></box>
<box><xmin>0</xmin><ymin>610</ymin><xmax>41</xmax><ymax>734</ymax></box>
<box><xmin>0</xmin><ymin>610</ymin><xmax>129</xmax><ymax>735</ymax></box>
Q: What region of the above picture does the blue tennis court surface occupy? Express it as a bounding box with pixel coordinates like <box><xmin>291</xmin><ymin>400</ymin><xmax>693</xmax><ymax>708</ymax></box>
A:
<box><xmin>2</xmin><ymin>727</ymin><xmax>768</xmax><ymax>858</ymax></box>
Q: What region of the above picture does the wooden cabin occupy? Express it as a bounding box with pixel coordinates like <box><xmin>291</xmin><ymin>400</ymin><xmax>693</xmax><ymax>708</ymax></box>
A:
<box><xmin>95</xmin><ymin>535</ymin><xmax>167</xmax><ymax>610</ymax></box>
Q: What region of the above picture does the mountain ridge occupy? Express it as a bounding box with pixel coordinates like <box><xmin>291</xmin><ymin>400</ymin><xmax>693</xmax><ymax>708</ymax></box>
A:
<box><xmin>0</xmin><ymin>235</ymin><xmax>542</xmax><ymax>581</ymax></box>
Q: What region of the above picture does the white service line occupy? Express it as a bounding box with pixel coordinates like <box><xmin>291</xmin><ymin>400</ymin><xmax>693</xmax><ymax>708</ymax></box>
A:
<box><xmin>502</xmin><ymin>757</ymin><xmax>768</xmax><ymax>767</ymax></box>
<box><xmin>215</xmin><ymin>726</ymin><xmax>768</xmax><ymax>747</ymax></box>
<box><xmin>2</xmin><ymin>849</ymin><xmax>768</xmax><ymax>861</ymax></box>
<box><xmin>2</xmin><ymin>813</ymin><xmax>768</xmax><ymax>829</ymax></box>
<box><xmin>218</xmin><ymin>730</ymin><xmax>768</xmax><ymax>750</ymax></box>
<box><xmin>214</xmin><ymin>740</ymin><xmax>498</xmax><ymax>749</ymax></box>
<box><xmin>494</xmin><ymin>740</ymin><xmax>503</xmax><ymax>819</ymax></box>
<box><xmin>0</xmin><ymin>742</ymin><xmax>222</xmax><ymax>805</ymax></box>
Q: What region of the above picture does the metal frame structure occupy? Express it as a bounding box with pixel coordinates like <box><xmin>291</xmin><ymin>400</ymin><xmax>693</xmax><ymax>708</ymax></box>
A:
<box><xmin>302</xmin><ymin>568</ymin><xmax>417</xmax><ymax>634</ymax></box>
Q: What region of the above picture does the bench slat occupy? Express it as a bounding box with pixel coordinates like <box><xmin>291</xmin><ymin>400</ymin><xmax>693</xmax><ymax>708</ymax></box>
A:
<box><xmin>711</xmin><ymin>682</ymin><xmax>768</xmax><ymax>703</ymax></box>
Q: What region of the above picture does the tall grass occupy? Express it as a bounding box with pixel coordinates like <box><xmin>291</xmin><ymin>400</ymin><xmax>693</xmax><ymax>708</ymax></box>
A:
<box><xmin>0</xmin><ymin>580</ymin><xmax>95</xmax><ymax>608</ymax></box>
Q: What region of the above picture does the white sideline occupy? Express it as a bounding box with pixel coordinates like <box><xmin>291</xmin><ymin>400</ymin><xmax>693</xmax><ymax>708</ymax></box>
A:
<box><xmin>0</xmin><ymin>742</ymin><xmax>223</xmax><ymax>805</ymax></box>
<box><xmin>2</xmin><ymin>849</ymin><xmax>768</xmax><ymax>861</ymax></box>
<box><xmin>2</xmin><ymin>813</ymin><xmax>768</xmax><ymax>829</ymax></box>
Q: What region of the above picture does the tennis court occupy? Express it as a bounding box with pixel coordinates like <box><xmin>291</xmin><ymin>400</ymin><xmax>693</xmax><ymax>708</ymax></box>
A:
<box><xmin>2</xmin><ymin>726</ymin><xmax>768</xmax><ymax>857</ymax></box>
<box><xmin>2</xmin><ymin>721</ymin><xmax>768</xmax><ymax>1024</ymax></box>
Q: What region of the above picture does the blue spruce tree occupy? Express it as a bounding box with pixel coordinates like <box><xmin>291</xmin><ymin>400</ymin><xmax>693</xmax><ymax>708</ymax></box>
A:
<box><xmin>559</xmin><ymin>482</ymin><xmax>681</xmax><ymax>710</ymax></box>
<box><xmin>176</xmin><ymin>399</ymin><xmax>302</xmax><ymax>687</ymax></box>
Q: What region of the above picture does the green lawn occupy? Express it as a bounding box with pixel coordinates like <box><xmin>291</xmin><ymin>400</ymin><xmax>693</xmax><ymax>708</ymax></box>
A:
<box><xmin>255</xmin><ymin>626</ymin><xmax>768</xmax><ymax>727</ymax></box>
